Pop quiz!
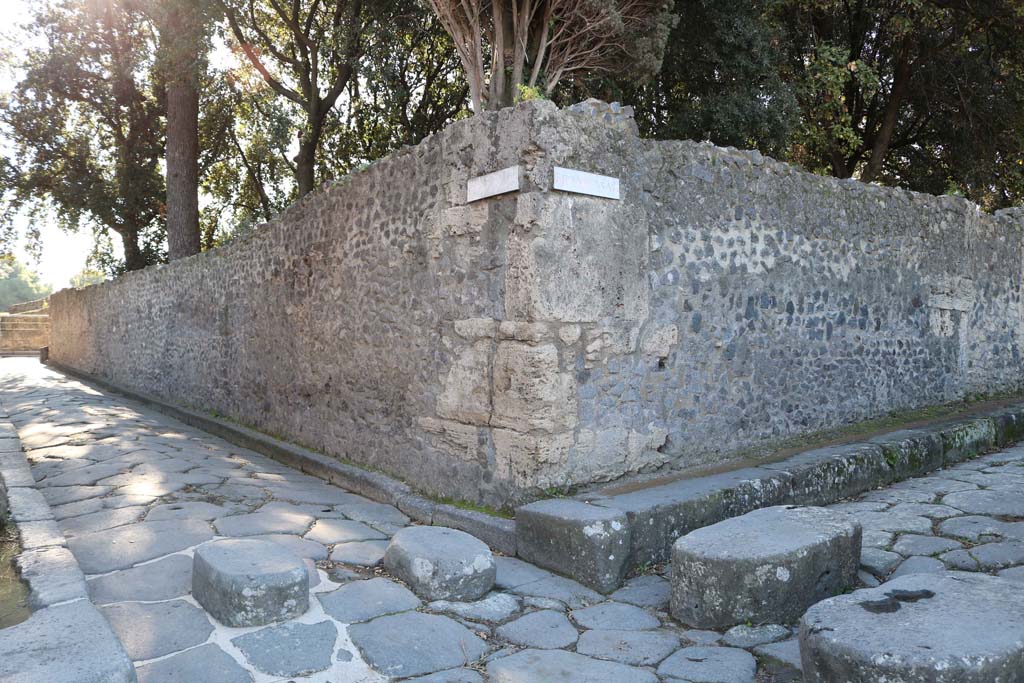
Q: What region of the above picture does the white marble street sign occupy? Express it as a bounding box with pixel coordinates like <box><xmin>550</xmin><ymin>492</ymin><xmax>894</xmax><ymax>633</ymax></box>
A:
<box><xmin>467</xmin><ymin>166</ymin><xmax>521</xmax><ymax>202</ymax></box>
<box><xmin>553</xmin><ymin>167</ymin><xmax>621</xmax><ymax>200</ymax></box>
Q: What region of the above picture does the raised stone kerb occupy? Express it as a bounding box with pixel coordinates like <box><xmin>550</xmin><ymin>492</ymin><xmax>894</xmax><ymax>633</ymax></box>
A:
<box><xmin>516</xmin><ymin>499</ymin><xmax>631</xmax><ymax>594</ymax></box>
<box><xmin>801</xmin><ymin>572</ymin><xmax>1024</xmax><ymax>682</ymax></box>
<box><xmin>383</xmin><ymin>526</ymin><xmax>495</xmax><ymax>601</ymax></box>
<box><xmin>192</xmin><ymin>538</ymin><xmax>308</xmax><ymax>627</ymax></box>
<box><xmin>670</xmin><ymin>505</ymin><xmax>861</xmax><ymax>628</ymax></box>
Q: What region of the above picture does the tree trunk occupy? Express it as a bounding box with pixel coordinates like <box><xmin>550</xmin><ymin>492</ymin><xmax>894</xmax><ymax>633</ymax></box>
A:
<box><xmin>295</xmin><ymin>116</ymin><xmax>323</xmax><ymax>197</ymax></box>
<box><xmin>120</xmin><ymin>230</ymin><xmax>147</xmax><ymax>272</ymax></box>
<box><xmin>166</xmin><ymin>80</ymin><xmax>201</xmax><ymax>259</ymax></box>
<box><xmin>861</xmin><ymin>42</ymin><xmax>912</xmax><ymax>183</ymax></box>
<box><xmin>161</xmin><ymin>0</ymin><xmax>203</xmax><ymax>260</ymax></box>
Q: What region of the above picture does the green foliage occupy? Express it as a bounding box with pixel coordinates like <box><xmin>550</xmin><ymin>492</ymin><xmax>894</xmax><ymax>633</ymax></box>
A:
<box><xmin>0</xmin><ymin>257</ymin><xmax>51</xmax><ymax>310</ymax></box>
<box><xmin>515</xmin><ymin>84</ymin><xmax>545</xmax><ymax>104</ymax></box>
<box><xmin>68</xmin><ymin>269</ymin><xmax>107</xmax><ymax>289</ymax></box>
<box><xmin>2</xmin><ymin>0</ymin><xmax>166</xmax><ymax>272</ymax></box>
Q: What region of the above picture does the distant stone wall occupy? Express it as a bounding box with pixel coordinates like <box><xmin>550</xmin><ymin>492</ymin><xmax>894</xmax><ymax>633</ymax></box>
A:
<box><xmin>49</xmin><ymin>102</ymin><xmax>1024</xmax><ymax>506</ymax></box>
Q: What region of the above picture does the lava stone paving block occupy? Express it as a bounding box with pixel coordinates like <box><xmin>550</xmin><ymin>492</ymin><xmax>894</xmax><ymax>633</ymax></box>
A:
<box><xmin>487</xmin><ymin>649</ymin><xmax>657</xmax><ymax>683</ymax></box>
<box><xmin>671</xmin><ymin>505</ymin><xmax>861</xmax><ymax>628</ymax></box>
<box><xmin>515</xmin><ymin>499</ymin><xmax>631</xmax><ymax>594</ymax></box>
<box><xmin>192</xmin><ymin>538</ymin><xmax>308</xmax><ymax>627</ymax></box>
<box><xmin>349</xmin><ymin>611</ymin><xmax>487</xmax><ymax>678</ymax></box>
<box><xmin>384</xmin><ymin>526</ymin><xmax>495</xmax><ymax>601</ymax></box>
<box><xmin>801</xmin><ymin>572</ymin><xmax>1024</xmax><ymax>682</ymax></box>
<box><xmin>0</xmin><ymin>600</ymin><xmax>135</xmax><ymax>683</ymax></box>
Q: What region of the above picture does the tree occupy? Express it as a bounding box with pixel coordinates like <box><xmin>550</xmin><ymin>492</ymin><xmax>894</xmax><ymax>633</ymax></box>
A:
<box><xmin>152</xmin><ymin>0</ymin><xmax>210</xmax><ymax>260</ymax></box>
<box><xmin>426</xmin><ymin>0</ymin><xmax>677</xmax><ymax>112</ymax></box>
<box><xmin>588</xmin><ymin>0</ymin><xmax>798</xmax><ymax>155</ymax></box>
<box><xmin>69</xmin><ymin>268</ymin><xmax>108</xmax><ymax>289</ymax></box>
<box><xmin>221</xmin><ymin>0</ymin><xmax>365</xmax><ymax>197</ymax></box>
<box><xmin>771</xmin><ymin>0</ymin><xmax>1024</xmax><ymax>192</ymax></box>
<box><xmin>0</xmin><ymin>257</ymin><xmax>51</xmax><ymax>310</ymax></box>
<box><xmin>2</xmin><ymin>0</ymin><xmax>166</xmax><ymax>272</ymax></box>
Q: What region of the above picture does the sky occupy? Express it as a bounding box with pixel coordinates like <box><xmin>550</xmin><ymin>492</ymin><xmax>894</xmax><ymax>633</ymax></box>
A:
<box><xmin>1</xmin><ymin>0</ymin><xmax>107</xmax><ymax>291</ymax></box>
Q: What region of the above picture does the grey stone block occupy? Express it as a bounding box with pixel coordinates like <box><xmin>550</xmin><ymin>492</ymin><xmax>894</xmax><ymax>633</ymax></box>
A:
<box><xmin>516</xmin><ymin>499</ymin><xmax>631</xmax><ymax>594</ymax></box>
<box><xmin>495</xmin><ymin>610</ymin><xmax>578</xmax><ymax>649</ymax></box>
<box><xmin>722</xmin><ymin>623</ymin><xmax>790</xmax><ymax>649</ymax></box>
<box><xmin>570</xmin><ymin>601</ymin><xmax>659</xmax><ymax>631</ymax></box>
<box><xmin>754</xmin><ymin>638</ymin><xmax>802</xmax><ymax>672</ymax></box>
<box><xmin>609</xmin><ymin>574</ymin><xmax>670</xmax><ymax>608</ymax></box>
<box><xmin>213</xmin><ymin>509</ymin><xmax>314</xmax><ymax>537</ymax></box>
<box><xmin>407</xmin><ymin>669</ymin><xmax>483</xmax><ymax>683</ymax></box>
<box><xmin>5</xmin><ymin>487</ymin><xmax>54</xmax><ymax>523</ymax></box>
<box><xmin>69</xmin><ymin>519</ymin><xmax>213</xmax><ymax>573</ymax></box>
<box><xmin>305</xmin><ymin>518</ymin><xmax>386</xmax><ymax>544</ymax></box>
<box><xmin>15</xmin><ymin>546</ymin><xmax>88</xmax><ymax>608</ymax></box>
<box><xmin>575</xmin><ymin>629</ymin><xmax>680</xmax><ymax>666</ymax></box>
<box><xmin>432</xmin><ymin>504</ymin><xmax>517</xmax><ymax>556</ymax></box>
<box><xmin>670</xmin><ymin>505</ymin><xmax>860</xmax><ymax>628</ymax></box>
<box><xmin>589</xmin><ymin>467</ymin><xmax>792</xmax><ymax>569</ymax></box>
<box><xmin>102</xmin><ymin>599</ymin><xmax>213</xmax><ymax>661</ymax></box>
<box><xmin>384</xmin><ymin>526</ymin><xmax>495</xmax><ymax>601</ymax></box>
<box><xmin>889</xmin><ymin>555</ymin><xmax>946</xmax><ymax>579</ymax></box>
<box><xmin>487</xmin><ymin>649</ymin><xmax>658</xmax><ymax>683</ymax></box>
<box><xmin>657</xmin><ymin>646</ymin><xmax>757</xmax><ymax>683</ymax></box>
<box><xmin>801</xmin><ymin>572</ymin><xmax>1024</xmax><ymax>682</ymax></box>
<box><xmin>349</xmin><ymin>612</ymin><xmax>487</xmax><ymax>678</ymax></box>
<box><xmin>318</xmin><ymin>576</ymin><xmax>421</xmax><ymax>623</ymax></box>
<box><xmin>192</xmin><ymin>538</ymin><xmax>308</xmax><ymax>627</ymax></box>
<box><xmin>87</xmin><ymin>554</ymin><xmax>193</xmax><ymax>604</ymax></box>
<box><xmin>231</xmin><ymin>620</ymin><xmax>336</xmax><ymax>678</ymax></box>
<box><xmin>860</xmin><ymin>548</ymin><xmax>904</xmax><ymax>578</ymax></box>
<box><xmin>0</xmin><ymin>600</ymin><xmax>135</xmax><ymax>683</ymax></box>
<box><xmin>16</xmin><ymin>520</ymin><xmax>65</xmax><ymax>550</ymax></box>
<box><xmin>938</xmin><ymin>419</ymin><xmax>996</xmax><ymax>465</ymax></box>
<box><xmin>136</xmin><ymin>643</ymin><xmax>251</xmax><ymax>683</ymax></box>
<box><xmin>428</xmin><ymin>592</ymin><xmax>521</xmax><ymax>622</ymax></box>
<box><xmin>765</xmin><ymin>443</ymin><xmax>892</xmax><ymax>506</ymax></box>
<box><xmin>329</xmin><ymin>540</ymin><xmax>389</xmax><ymax>566</ymax></box>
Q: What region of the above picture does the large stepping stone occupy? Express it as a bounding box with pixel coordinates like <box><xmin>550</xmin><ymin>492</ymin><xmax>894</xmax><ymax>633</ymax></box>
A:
<box><xmin>192</xmin><ymin>538</ymin><xmax>308</xmax><ymax>627</ymax></box>
<box><xmin>670</xmin><ymin>505</ymin><xmax>860</xmax><ymax>628</ymax></box>
<box><xmin>384</xmin><ymin>526</ymin><xmax>495</xmax><ymax>601</ymax></box>
<box><xmin>801</xmin><ymin>572</ymin><xmax>1024</xmax><ymax>682</ymax></box>
<box><xmin>135</xmin><ymin>643</ymin><xmax>252</xmax><ymax>683</ymax></box>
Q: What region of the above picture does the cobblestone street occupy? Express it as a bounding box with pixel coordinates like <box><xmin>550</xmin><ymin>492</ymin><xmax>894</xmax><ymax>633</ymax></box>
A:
<box><xmin>3</xmin><ymin>357</ymin><xmax>1024</xmax><ymax>682</ymax></box>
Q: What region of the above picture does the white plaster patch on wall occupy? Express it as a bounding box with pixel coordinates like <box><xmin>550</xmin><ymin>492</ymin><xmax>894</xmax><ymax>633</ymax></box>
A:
<box><xmin>467</xmin><ymin>165</ymin><xmax>520</xmax><ymax>202</ymax></box>
<box><xmin>553</xmin><ymin>167</ymin><xmax>621</xmax><ymax>200</ymax></box>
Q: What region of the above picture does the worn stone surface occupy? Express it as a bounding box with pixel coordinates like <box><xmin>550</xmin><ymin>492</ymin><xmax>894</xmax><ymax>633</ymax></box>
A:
<box><xmin>657</xmin><ymin>646</ymin><xmax>757</xmax><ymax>683</ymax></box>
<box><xmin>231</xmin><ymin>620</ymin><xmax>337</xmax><ymax>678</ymax></box>
<box><xmin>15</xmin><ymin>546</ymin><xmax>88</xmax><ymax>608</ymax></box>
<box><xmin>487</xmin><ymin>649</ymin><xmax>658</xmax><ymax>683</ymax></box>
<box><xmin>102</xmin><ymin>599</ymin><xmax>213</xmax><ymax>661</ymax></box>
<box><xmin>135</xmin><ymin>643</ymin><xmax>253</xmax><ymax>683</ymax></box>
<box><xmin>670</xmin><ymin>506</ymin><xmax>861</xmax><ymax>628</ymax></box>
<box><xmin>571</xmin><ymin>601</ymin><xmax>660</xmax><ymax>631</ymax></box>
<box><xmin>305</xmin><ymin>518</ymin><xmax>386</xmax><ymax>544</ymax></box>
<box><xmin>384</xmin><ymin>525</ymin><xmax>495</xmax><ymax>601</ymax></box>
<box><xmin>318</xmin><ymin>576</ymin><xmax>421</xmax><ymax>623</ymax></box>
<box><xmin>428</xmin><ymin>592</ymin><xmax>521</xmax><ymax>622</ymax></box>
<box><xmin>68</xmin><ymin>519</ymin><xmax>213</xmax><ymax>573</ymax></box>
<box><xmin>330</xmin><ymin>540</ymin><xmax>389</xmax><ymax>566</ymax></box>
<box><xmin>0</xmin><ymin>600</ymin><xmax>135</xmax><ymax>683</ymax></box>
<box><xmin>800</xmin><ymin>572</ymin><xmax>1024</xmax><ymax>682</ymax></box>
<box><xmin>721</xmin><ymin>624</ymin><xmax>790</xmax><ymax>649</ymax></box>
<box><xmin>495</xmin><ymin>609</ymin><xmax>578</xmax><ymax>649</ymax></box>
<box><xmin>516</xmin><ymin>499</ymin><xmax>630</xmax><ymax>594</ymax></box>
<box><xmin>609</xmin><ymin>574</ymin><xmax>670</xmax><ymax>609</ymax></box>
<box><xmin>349</xmin><ymin>612</ymin><xmax>487</xmax><ymax>678</ymax></box>
<box><xmin>192</xmin><ymin>538</ymin><xmax>308</xmax><ymax>627</ymax></box>
<box><xmin>575</xmin><ymin>629</ymin><xmax>679</xmax><ymax>666</ymax></box>
<box><xmin>87</xmin><ymin>553</ymin><xmax>193</xmax><ymax>604</ymax></box>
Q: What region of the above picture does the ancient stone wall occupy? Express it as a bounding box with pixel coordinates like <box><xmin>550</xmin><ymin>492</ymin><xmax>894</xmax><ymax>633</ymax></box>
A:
<box><xmin>48</xmin><ymin>102</ymin><xmax>1024</xmax><ymax>506</ymax></box>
